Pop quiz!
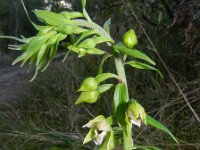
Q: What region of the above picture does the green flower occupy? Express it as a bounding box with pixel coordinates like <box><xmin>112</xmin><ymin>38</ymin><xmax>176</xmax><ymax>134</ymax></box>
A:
<box><xmin>83</xmin><ymin>115</ymin><xmax>111</xmax><ymax>145</ymax></box>
<box><xmin>126</xmin><ymin>99</ymin><xmax>147</xmax><ymax>127</ymax></box>
<box><xmin>123</xmin><ymin>29</ymin><xmax>138</xmax><ymax>48</ymax></box>
<box><xmin>75</xmin><ymin>91</ymin><xmax>99</xmax><ymax>104</ymax></box>
<box><xmin>78</xmin><ymin>77</ymin><xmax>98</xmax><ymax>92</ymax></box>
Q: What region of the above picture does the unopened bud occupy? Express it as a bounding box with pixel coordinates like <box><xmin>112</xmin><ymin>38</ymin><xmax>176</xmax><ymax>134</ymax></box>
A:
<box><xmin>123</xmin><ymin>29</ymin><xmax>137</xmax><ymax>48</ymax></box>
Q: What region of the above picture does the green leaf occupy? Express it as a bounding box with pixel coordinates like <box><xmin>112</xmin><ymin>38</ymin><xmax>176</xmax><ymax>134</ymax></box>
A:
<box><xmin>34</xmin><ymin>10</ymin><xmax>71</xmax><ymax>26</ymax></box>
<box><xmin>55</xmin><ymin>25</ymin><xmax>87</xmax><ymax>35</ymax></box>
<box><xmin>113</xmin><ymin>44</ymin><xmax>155</xmax><ymax>65</ymax></box>
<box><xmin>113</xmin><ymin>84</ymin><xmax>133</xmax><ymax>149</ymax></box>
<box><xmin>125</xmin><ymin>61</ymin><xmax>163</xmax><ymax>77</ymax></box>
<box><xmin>33</xmin><ymin>24</ymin><xmax>53</xmax><ymax>32</ymax></box>
<box><xmin>78</xmin><ymin>38</ymin><xmax>96</xmax><ymax>49</ymax></box>
<box><xmin>98</xmin><ymin>54</ymin><xmax>113</xmax><ymax>74</ymax></box>
<box><xmin>103</xmin><ymin>18</ymin><xmax>111</xmax><ymax>34</ymax></box>
<box><xmin>77</xmin><ymin>36</ymin><xmax>110</xmax><ymax>50</ymax></box>
<box><xmin>97</xmin><ymin>84</ymin><xmax>114</xmax><ymax>94</ymax></box>
<box><xmin>36</xmin><ymin>44</ymin><xmax>47</xmax><ymax>69</ymax></box>
<box><xmin>60</xmin><ymin>11</ymin><xmax>84</xmax><ymax>19</ymax></box>
<box><xmin>38</xmin><ymin>26</ymin><xmax>54</xmax><ymax>35</ymax></box>
<box><xmin>93</xmin><ymin>36</ymin><xmax>111</xmax><ymax>44</ymax></box>
<box><xmin>13</xmin><ymin>31</ymin><xmax>56</xmax><ymax>66</ymax></box>
<box><xmin>74</xmin><ymin>30</ymin><xmax>97</xmax><ymax>46</ymax></box>
<box><xmin>8</xmin><ymin>44</ymin><xmax>28</xmax><ymax>51</ymax></box>
<box><xmin>86</xmin><ymin>48</ymin><xmax>105</xmax><ymax>55</ymax></box>
<box><xmin>146</xmin><ymin>115</ymin><xmax>179</xmax><ymax>143</ymax></box>
<box><xmin>0</xmin><ymin>36</ymin><xmax>33</xmax><ymax>43</ymax></box>
<box><xmin>72</xmin><ymin>19</ymin><xmax>114</xmax><ymax>43</ymax></box>
<box><xmin>95</xmin><ymin>73</ymin><xmax>119</xmax><ymax>83</ymax></box>
<box><xmin>113</xmin><ymin>83</ymin><xmax>129</xmax><ymax>130</ymax></box>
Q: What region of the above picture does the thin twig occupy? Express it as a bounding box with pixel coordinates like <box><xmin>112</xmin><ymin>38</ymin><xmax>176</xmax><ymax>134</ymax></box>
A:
<box><xmin>123</xmin><ymin>0</ymin><xmax>200</xmax><ymax>122</ymax></box>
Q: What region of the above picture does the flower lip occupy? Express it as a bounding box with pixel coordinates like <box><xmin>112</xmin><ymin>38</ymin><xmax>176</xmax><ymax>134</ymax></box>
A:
<box><xmin>127</xmin><ymin>99</ymin><xmax>147</xmax><ymax>127</ymax></box>
<box><xmin>128</xmin><ymin>112</ymin><xmax>142</xmax><ymax>127</ymax></box>
<box><xmin>94</xmin><ymin>130</ymin><xmax>107</xmax><ymax>145</ymax></box>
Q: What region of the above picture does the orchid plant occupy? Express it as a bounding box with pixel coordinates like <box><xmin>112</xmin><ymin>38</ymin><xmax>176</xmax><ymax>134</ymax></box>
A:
<box><xmin>0</xmin><ymin>0</ymin><xmax>178</xmax><ymax>149</ymax></box>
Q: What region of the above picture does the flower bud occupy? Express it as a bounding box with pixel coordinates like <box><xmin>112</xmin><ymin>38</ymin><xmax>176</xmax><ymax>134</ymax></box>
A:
<box><xmin>123</xmin><ymin>29</ymin><xmax>137</xmax><ymax>48</ymax></box>
<box><xmin>126</xmin><ymin>99</ymin><xmax>146</xmax><ymax>127</ymax></box>
<box><xmin>78</xmin><ymin>77</ymin><xmax>98</xmax><ymax>92</ymax></box>
<box><xmin>75</xmin><ymin>91</ymin><xmax>99</xmax><ymax>104</ymax></box>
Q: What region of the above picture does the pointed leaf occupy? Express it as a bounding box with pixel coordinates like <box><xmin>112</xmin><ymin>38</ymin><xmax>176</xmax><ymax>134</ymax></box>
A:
<box><xmin>34</xmin><ymin>10</ymin><xmax>71</xmax><ymax>26</ymax></box>
<box><xmin>103</xmin><ymin>18</ymin><xmax>111</xmax><ymax>34</ymax></box>
<box><xmin>98</xmin><ymin>54</ymin><xmax>113</xmax><ymax>74</ymax></box>
<box><xmin>113</xmin><ymin>83</ymin><xmax>129</xmax><ymax>130</ymax></box>
<box><xmin>146</xmin><ymin>115</ymin><xmax>178</xmax><ymax>143</ymax></box>
<box><xmin>97</xmin><ymin>84</ymin><xmax>114</xmax><ymax>94</ymax></box>
<box><xmin>0</xmin><ymin>36</ymin><xmax>33</xmax><ymax>43</ymax></box>
<box><xmin>113</xmin><ymin>44</ymin><xmax>155</xmax><ymax>65</ymax></box>
<box><xmin>55</xmin><ymin>25</ymin><xmax>87</xmax><ymax>35</ymax></box>
<box><xmin>72</xmin><ymin>19</ymin><xmax>114</xmax><ymax>43</ymax></box>
<box><xmin>95</xmin><ymin>73</ymin><xmax>119</xmax><ymax>83</ymax></box>
<box><xmin>78</xmin><ymin>38</ymin><xmax>96</xmax><ymax>49</ymax></box>
<box><xmin>60</xmin><ymin>11</ymin><xmax>84</xmax><ymax>19</ymax></box>
<box><xmin>74</xmin><ymin>30</ymin><xmax>97</xmax><ymax>46</ymax></box>
<box><xmin>86</xmin><ymin>48</ymin><xmax>105</xmax><ymax>55</ymax></box>
<box><xmin>125</xmin><ymin>61</ymin><xmax>163</xmax><ymax>77</ymax></box>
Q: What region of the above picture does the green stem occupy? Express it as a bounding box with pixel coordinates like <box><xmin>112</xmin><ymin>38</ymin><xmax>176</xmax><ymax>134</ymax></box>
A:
<box><xmin>114</xmin><ymin>55</ymin><xmax>133</xmax><ymax>150</ymax></box>
<box><xmin>114</xmin><ymin>56</ymin><xmax>128</xmax><ymax>90</ymax></box>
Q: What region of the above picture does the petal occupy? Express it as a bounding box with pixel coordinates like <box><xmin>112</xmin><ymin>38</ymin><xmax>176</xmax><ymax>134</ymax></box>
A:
<box><xmin>94</xmin><ymin>131</ymin><xmax>107</xmax><ymax>145</ymax></box>
<box><xmin>97</xmin><ymin>120</ymin><xmax>110</xmax><ymax>131</ymax></box>
<box><xmin>130</xmin><ymin>117</ymin><xmax>141</xmax><ymax>127</ymax></box>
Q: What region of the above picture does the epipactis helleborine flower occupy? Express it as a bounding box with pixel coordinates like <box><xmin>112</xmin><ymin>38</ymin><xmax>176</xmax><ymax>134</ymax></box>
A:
<box><xmin>82</xmin><ymin>115</ymin><xmax>111</xmax><ymax>145</ymax></box>
<box><xmin>127</xmin><ymin>99</ymin><xmax>147</xmax><ymax>127</ymax></box>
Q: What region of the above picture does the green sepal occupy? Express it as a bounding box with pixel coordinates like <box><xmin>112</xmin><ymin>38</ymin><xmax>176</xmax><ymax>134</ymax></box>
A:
<box><xmin>75</xmin><ymin>91</ymin><xmax>99</xmax><ymax>104</ymax></box>
<box><xmin>78</xmin><ymin>77</ymin><xmax>98</xmax><ymax>92</ymax></box>
<box><xmin>83</xmin><ymin>128</ymin><xmax>94</xmax><ymax>144</ymax></box>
